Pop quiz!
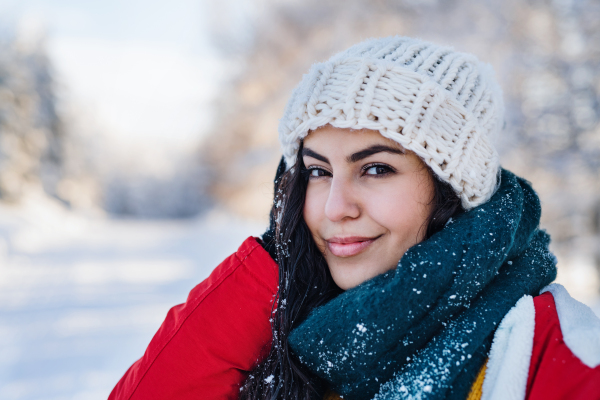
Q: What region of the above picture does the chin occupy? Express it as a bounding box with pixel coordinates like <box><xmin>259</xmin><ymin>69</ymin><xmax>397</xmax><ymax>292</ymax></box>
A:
<box><xmin>330</xmin><ymin>268</ymin><xmax>377</xmax><ymax>290</ymax></box>
<box><xmin>329</xmin><ymin>259</ymin><xmax>398</xmax><ymax>290</ymax></box>
<box><xmin>333</xmin><ymin>279</ymin><xmax>357</xmax><ymax>291</ymax></box>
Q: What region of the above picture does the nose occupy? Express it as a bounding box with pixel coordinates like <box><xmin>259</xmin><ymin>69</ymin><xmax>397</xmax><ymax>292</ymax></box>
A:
<box><xmin>324</xmin><ymin>175</ymin><xmax>360</xmax><ymax>222</ymax></box>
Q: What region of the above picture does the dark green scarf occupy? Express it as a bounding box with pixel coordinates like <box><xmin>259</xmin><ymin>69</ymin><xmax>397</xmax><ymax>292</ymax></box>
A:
<box><xmin>288</xmin><ymin>169</ymin><xmax>557</xmax><ymax>400</ymax></box>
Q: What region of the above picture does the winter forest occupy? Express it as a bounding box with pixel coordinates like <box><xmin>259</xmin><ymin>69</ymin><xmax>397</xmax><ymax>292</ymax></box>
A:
<box><xmin>1</xmin><ymin>0</ymin><xmax>599</xmax><ymax>398</ymax></box>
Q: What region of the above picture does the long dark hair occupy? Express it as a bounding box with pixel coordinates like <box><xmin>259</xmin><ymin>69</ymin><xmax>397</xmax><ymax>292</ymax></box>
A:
<box><xmin>240</xmin><ymin>142</ymin><xmax>463</xmax><ymax>399</ymax></box>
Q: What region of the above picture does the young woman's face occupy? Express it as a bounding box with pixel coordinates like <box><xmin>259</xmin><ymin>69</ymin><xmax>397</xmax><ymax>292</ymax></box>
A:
<box><xmin>302</xmin><ymin>125</ymin><xmax>434</xmax><ymax>290</ymax></box>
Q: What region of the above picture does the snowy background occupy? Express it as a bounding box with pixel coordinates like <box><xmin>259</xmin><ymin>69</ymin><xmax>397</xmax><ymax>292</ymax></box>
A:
<box><xmin>0</xmin><ymin>196</ymin><xmax>262</xmax><ymax>399</ymax></box>
<box><xmin>0</xmin><ymin>0</ymin><xmax>599</xmax><ymax>399</ymax></box>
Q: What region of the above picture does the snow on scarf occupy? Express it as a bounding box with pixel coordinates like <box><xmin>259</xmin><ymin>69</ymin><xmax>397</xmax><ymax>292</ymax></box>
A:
<box><xmin>288</xmin><ymin>169</ymin><xmax>557</xmax><ymax>400</ymax></box>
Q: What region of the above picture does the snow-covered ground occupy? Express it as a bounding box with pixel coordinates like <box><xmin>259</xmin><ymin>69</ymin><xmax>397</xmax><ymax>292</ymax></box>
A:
<box><xmin>0</xmin><ymin>194</ymin><xmax>264</xmax><ymax>400</ymax></box>
<box><xmin>0</xmin><ymin>194</ymin><xmax>599</xmax><ymax>400</ymax></box>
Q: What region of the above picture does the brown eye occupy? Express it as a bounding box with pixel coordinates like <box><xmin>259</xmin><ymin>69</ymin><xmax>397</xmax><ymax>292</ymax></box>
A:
<box><xmin>303</xmin><ymin>167</ymin><xmax>331</xmax><ymax>179</ymax></box>
<box><xmin>364</xmin><ymin>164</ymin><xmax>394</xmax><ymax>176</ymax></box>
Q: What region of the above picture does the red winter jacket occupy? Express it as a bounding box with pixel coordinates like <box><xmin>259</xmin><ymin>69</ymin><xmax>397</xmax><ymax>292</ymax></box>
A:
<box><xmin>108</xmin><ymin>237</ymin><xmax>278</xmax><ymax>400</ymax></box>
<box><xmin>525</xmin><ymin>291</ymin><xmax>600</xmax><ymax>399</ymax></box>
<box><xmin>109</xmin><ymin>236</ymin><xmax>600</xmax><ymax>400</ymax></box>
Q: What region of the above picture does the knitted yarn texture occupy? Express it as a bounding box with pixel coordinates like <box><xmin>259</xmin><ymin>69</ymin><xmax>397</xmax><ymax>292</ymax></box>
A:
<box><xmin>288</xmin><ymin>169</ymin><xmax>557</xmax><ymax>400</ymax></box>
<box><xmin>278</xmin><ymin>36</ymin><xmax>504</xmax><ymax>209</ymax></box>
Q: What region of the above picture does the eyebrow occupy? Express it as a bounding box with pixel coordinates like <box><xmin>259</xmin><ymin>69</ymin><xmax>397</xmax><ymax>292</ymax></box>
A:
<box><xmin>302</xmin><ymin>144</ymin><xmax>405</xmax><ymax>164</ymax></box>
<box><xmin>301</xmin><ymin>147</ymin><xmax>329</xmax><ymax>163</ymax></box>
<box><xmin>347</xmin><ymin>145</ymin><xmax>405</xmax><ymax>163</ymax></box>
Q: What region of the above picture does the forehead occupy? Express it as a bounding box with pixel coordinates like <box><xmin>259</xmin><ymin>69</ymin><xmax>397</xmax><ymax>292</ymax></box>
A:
<box><xmin>303</xmin><ymin>125</ymin><xmax>404</xmax><ymax>152</ymax></box>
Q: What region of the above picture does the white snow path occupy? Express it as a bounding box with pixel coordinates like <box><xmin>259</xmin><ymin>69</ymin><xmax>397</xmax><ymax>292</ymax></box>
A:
<box><xmin>0</xmin><ymin>197</ymin><xmax>264</xmax><ymax>400</ymax></box>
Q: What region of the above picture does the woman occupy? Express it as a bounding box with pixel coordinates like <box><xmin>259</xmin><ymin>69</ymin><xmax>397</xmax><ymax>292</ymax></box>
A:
<box><xmin>109</xmin><ymin>37</ymin><xmax>600</xmax><ymax>400</ymax></box>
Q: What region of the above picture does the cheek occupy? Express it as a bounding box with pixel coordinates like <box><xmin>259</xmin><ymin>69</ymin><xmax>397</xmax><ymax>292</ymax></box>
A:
<box><xmin>367</xmin><ymin>179</ymin><xmax>432</xmax><ymax>241</ymax></box>
<box><xmin>303</xmin><ymin>185</ymin><xmax>324</xmax><ymax>240</ymax></box>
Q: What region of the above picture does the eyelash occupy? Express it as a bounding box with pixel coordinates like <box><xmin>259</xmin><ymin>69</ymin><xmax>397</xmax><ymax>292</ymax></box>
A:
<box><xmin>362</xmin><ymin>163</ymin><xmax>396</xmax><ymax>177</ymax></box>
<box><xmin>301</xmin><ymin>166</ymin><xmax>331</xmax><ymax>180</ymax></box>
<box><xmin>302</xmin><ymin>163</ymin><xmax>396</xmax><ymax>180</ymax></box>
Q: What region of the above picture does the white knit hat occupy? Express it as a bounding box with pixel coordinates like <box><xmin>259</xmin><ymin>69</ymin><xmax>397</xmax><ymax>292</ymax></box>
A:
<box><xmin>278</xmin><ymin>36</ymin><xmax>504</xmax><ymax>209</ymax></box>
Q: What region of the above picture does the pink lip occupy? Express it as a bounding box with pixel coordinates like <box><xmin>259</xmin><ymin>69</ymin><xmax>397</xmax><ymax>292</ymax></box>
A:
<box><xmin>326</xmin><ymin>236</ymin><xmax>380</xmax><ymax>257</ymax></box>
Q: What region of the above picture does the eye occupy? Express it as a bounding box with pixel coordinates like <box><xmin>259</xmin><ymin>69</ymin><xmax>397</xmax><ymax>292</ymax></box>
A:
<box><xmin>302</xmin><ymin>166</ymin><xmax>331</xmax><ymax>180</ymax></box>
<box><xmin>363</xmin><ymin>163</ymin><xmax>395</xmax><ymax>176</ymax></box>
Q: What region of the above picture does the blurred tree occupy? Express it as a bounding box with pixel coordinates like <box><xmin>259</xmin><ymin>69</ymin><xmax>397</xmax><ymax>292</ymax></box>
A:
<box><xmin>203</xmin><ymin>0</ymin><xmax>600</xmax><ymax>282</ymax></box>
<box><xmin>0</xmin><ymin>32</ymin><xmax>64</xmax><ymax>202</ymax></box>
<box><xmin>0</xmin><ymin>28</ymin><xmax>211</xmax><ymax>218</ymax></box>
<box><xmin>501</xmin><ymin>0</ymin><xmax>600</xmax><ymax>275</ymax></box>
<box><xmin>102</xmin><ymin>161</ymin><xmax>212</xmax><ymax>219</ymax></box>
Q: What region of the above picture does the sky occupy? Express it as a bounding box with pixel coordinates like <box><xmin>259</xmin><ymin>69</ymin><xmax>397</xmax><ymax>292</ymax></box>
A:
<box><xmin>0</xmin><ymin>0</ymin><xmax>224</xmax><ymax>152</ymax></box>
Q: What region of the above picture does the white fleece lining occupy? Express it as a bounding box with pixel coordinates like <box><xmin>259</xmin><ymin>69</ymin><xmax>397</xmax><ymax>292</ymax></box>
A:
<box><xmin>481</xmin><ymin>295</ymin><xmax>535</xmax><ymax>400</ymax></box>
<box><xmin>541</xmin><ymin>283</ymin><xmax>600</xmax><ymax>368</ymax></box>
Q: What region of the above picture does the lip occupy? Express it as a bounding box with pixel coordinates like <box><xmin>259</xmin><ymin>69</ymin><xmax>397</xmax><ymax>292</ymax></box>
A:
<box><xmin>326</xmin><ymin>235</ymin><xmax>380</xmax><ymax>257</ymax></box>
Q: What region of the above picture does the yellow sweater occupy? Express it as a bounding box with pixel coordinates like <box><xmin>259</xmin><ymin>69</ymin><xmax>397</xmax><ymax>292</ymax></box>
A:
<box><xmin>323</xmin><ymin>360</ymin><xmax>487</xmax><ymax>400</ymax></box>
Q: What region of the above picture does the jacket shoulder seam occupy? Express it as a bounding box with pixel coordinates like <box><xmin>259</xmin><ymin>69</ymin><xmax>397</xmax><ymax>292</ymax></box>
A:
<box><xmin>234</xmin><ymin>243</ymin><xmax>277</xmax><ymax>293</ymax></box>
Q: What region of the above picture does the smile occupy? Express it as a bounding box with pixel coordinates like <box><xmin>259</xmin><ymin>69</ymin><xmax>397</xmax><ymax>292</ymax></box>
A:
<box><xmin>326</xmin><ymin>236</ymin><xmax>381</xmax><ymax>257</ymax></box>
